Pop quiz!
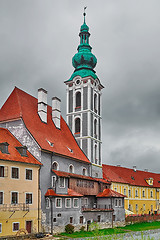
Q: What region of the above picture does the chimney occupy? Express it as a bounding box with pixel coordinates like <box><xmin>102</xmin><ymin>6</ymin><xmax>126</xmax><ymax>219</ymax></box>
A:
<box><xmin>38</xmin><ymin>88</ymin><xmax>47</xmax><ymax>123</ymax></box>
<box><xmin>52</xmin><ymin>97</ymin><xmax>61</xmax><ymax>129</ymax></box>
<box><xmin>133</xmin><ymin>166</ymin><xmax>137</xmax><ymax>172</ymax></box>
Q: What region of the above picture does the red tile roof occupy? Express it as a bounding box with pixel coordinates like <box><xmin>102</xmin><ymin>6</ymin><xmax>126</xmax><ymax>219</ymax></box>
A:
<box><xmin>103</xmin><ymin>164</ymin><xmax>160</xmax><ymax>188</ymax></box>
<box><xmin>0</xmin><ymin>128</ymin><xmax>41</xmax><ymax>165</ymax></box>
<box><xmin>0</xmin><ymin>87</ymin><xmax>90</xmax><ymax>163</ymax></box>
<box><xmin>45</xmin><ymin>188</ymin><xmax>83</xmax><ymax>197</ymax></box>
<box><xmin>53</xmin><ymin>170</ymin><xmax>110</xmax><ymax>184</ymax></box>
<box><xmin>97</xmin><ymin>188</ymin><xmax>126</xmax><ymax>198</ymax></box>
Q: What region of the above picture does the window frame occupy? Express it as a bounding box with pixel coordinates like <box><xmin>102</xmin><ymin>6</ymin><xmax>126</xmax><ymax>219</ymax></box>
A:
<box><xmin>11</xmin><ymin>191</ymin><xmax>18</xmax><ymax>205</ymax></box>
<box><xmin>25</xmin><ymin>168</ymin><xmax>32</xmax><ymax>180</ymax></box>
<box><xmin>55</xmin><ymin>198</ymin><xmax>62</xmax><ymax>208</ymax></box>
<box><xmin>59</xmin><ymin>177</ymin><xmax>65</xmax><ymax>188</ymax></box>
<box><xmin>82</xmin><ymin>168</ymin><xmax>87</xmax><ymax>176</ymax></box>
<box><xmin>0</xmin><ymin>165</ymin><xmax>4</xmax><ymax>177</ymax></box>
<box><xmin>75</xmin><ymin>91</ymin><xmax>81</xmax><ymax>108</ymax></box>
<box><xmin>52</xmin><ymin>161</ymin><xmax>59</xmax><ymax>170</ymax></box>
<box><xmin>11</xmin><ymin>167</ymin><xmax>19</xmax><ymax>179</ymax></box>
<box><xmin>75</xmin><ymin>118</ymin><xmax>81</xmax><ymax>134</ymax></box>
<box><xmin>69</xmin><ymin>164</ymin><xmax>74</xmax><ymax>173</ymax></box>
<box><xmin>65</xmin><ymin>198</ymin><xmax>71</xmax><ymax>208</ymax></box>
<box><xmin>135</xmin><ymin>189</ymin><xmax>138</xmax><ymax>197</ymax></box>
<box><xmin>150</xmin><ymin>190</ymin><xmax>153</xmax><ymax>198</ymax></box>
<box><xmin>12</xmin><ymin>222</ymin><xmax>19</xmax><ymax>232</ymax></box>
<box><xmin>25</xmin><ymin>193</ymin><xmax>33</xmax><ymax>205</ymax></box>
<box><xmin>0</xmin><ymin>191</ymin><xmax>4</xmax><ymax>205</ymax></box>
<box><xmin>52</xmin><ymin>176</ymin><xmax>56</xmax><ymax>188</ymax></box>
<box><xmin>73</xmin><ymin>198</ymin><xmax>79</xmax><ymax>208</ymax></box>
<box><xmin>46</xmin><ymin>197</ymin><xmax>50</xmax><ymax>209</ymax></box>
<box><xmin>142</xmin><ymin>190</ymin><xmax>145</xmax><ymax>197</ymax></box>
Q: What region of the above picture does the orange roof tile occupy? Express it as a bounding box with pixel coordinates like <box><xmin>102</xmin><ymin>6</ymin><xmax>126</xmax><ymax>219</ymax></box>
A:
<box><xmin>45</xmin><ymin>188</ymin><xmax>83</xmax><ymax>197</ymax></box>
<box><xmin>0</xmin><ymin>87</ymin><xmax>90</xmax><ymax>163</ymax></box>
<box><xmin>53</xmin><ymin>170</ymin><xmax>110</xmax><ymax>184</ymax></box>
<box><xmin>0</xmin><ymin>128</ymin><xmax>41</xmax><ymax>165</ymax></box>
<box><xmin>103</xmin><ymin>164</ymin><xmax>160</xmax><ymax>188</ymax></box>
<box><xmin>97</xmin><ymin>188</ymin><xmax>126</xmax><ymax>198</ymax></box>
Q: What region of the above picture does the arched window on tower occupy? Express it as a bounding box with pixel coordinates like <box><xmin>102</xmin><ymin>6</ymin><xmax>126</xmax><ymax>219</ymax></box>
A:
<box><xmin>94</xmin><ymin>94</ymin><xmax>97</xmax><ymax>113</ymax></box>
<box><xmin>75</xmin><ymin>118</ymin><xmax>80</xmax><ymax>134</ymax></box>
<box><xmin>94</xmin><ymin>119</ymin><xmax>97</xmax><ymax>139</ymax></box>
<box><xmin>76</xmin><ymin>92</ymin><xmax>81</xmax><ymax>109</ymax></box>
<box><xmin>69</xmin><ymin>164</ymin><xmax>74</xmax><ymax>173</ymax></box>
<box><xmin>52</xmin><ymin>161</ymin><xmax>59</xmax><ymax>170</ymax></box>
<box><xmin>95</xmin><ymin>145</ymin><xmax>97</xmax><ymax>164</ymax></box>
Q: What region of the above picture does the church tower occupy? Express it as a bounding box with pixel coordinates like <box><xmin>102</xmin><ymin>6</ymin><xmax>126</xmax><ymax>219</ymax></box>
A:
<box><xmin>65</xmin><ymin>11</ymin><xmax>104</xmax><ymax>178</ymax></box>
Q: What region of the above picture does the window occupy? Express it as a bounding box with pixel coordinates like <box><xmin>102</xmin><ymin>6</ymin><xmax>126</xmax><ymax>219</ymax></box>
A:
<box><xmin>26</xmin><ymin>193</ymin><xmax>32</xmax><ymax>204</ymax></box>
<box><xmin>76</xmin><ymin>92</ymin><xmax>81</xmax><ymax>108</ymax></box>
<box><xmin>70</xmin><ymin>217</ymin><xmax>73</xmax><ymax>224</ymax></box>
<box><xmin>124</xmin><ymin>188</ymin><xmax>126</xmax><ymax>195</ymax></box>
<box><xmin>65</xmin><ymin>198</ymin><xmax>71</xmax><ymax>208</ymax></box>
<box><xmin>11</xmin><ymin>167</ymin><xmax>19</xmax><ymax>179</ymax></box>
<box><xmin>46</xmin><ymin>198</ymin><xmax>50</xmax><ymax>209</ymax></box>
<box><xmin>0</xmin><ymin>142</ymin><xmax>9</xmax><ymax>154</ymax></box>
<box><xmin>83</xmin><ymin>198</ymin><xmax>88</xmax><ymax>207</ymax></box>
<box><xmin>13</xmin><ymin>222</ymin><xmax>19</xmax><ymax>231</ymax></box>
<box><xmin>135</xmin><ymin>189</ymin><xmax>138</xmax><ymax>197</ymax></box>
<box><xmin>52</xmin><ymin>161</ymin><xmax>58</xmax><ymax>170</ymax></box>
<box><xmin>53</xmin><ymin>218</ymin><xmax>56</xmax><ymax>222</ymax></box>
<box><xmin>119</xmin><ymin>199</ymin><xmax>122</xmax><ymax>207</ymax></box>
<box><xmin>11</xmin><ymin>192</ymin><xmax>18</xmax><ymax>204</ymax></box>
<box><xmin>57</xmin><ymin>213</ymin><xmax>61</xmax><ymax>217</ymax></box>
<box><xmin>94</xmin><ymin>94</ymin><xmax>97</xmax><ymax>113</ymax></box>
<box><xmin>26</xmin><ymin>169</ymin><xmax>32</xmax><ymax>180</ymax></box>
<box><xmin>136</xmin><ymin>204</ymin><xmax>138</xmax><ymax>212</ymax></box>
<box><xmin>143</xmin><ymin>204</ymin><xmax>145</xmax><ymax>211</ymax></box>
<box><xmin>82</xmin><ymin>168</ymin><xmax>87</xmax><ymax>176</ymax></box>
<box><xmin>114</xmin><ymin>187</ymin><xmax>117</xmax><ymax>192</ymax></box>
<box><xmin>0</xmin><ymin>223</ymin><xmax>2</xmax><ymax>233</ymax></box>
<box><xmin>128</xmin><ymin>204</ymin><xmax>131</xmax><ymax>211</ymax></box>
<box><xmin>52</xmin><ymin>176</ymin><xmax>56</xmax><ymax>188</ymax></box>
<box><xmin>75</xmin><ymin>118</ymin><xmax>80</xmax><ymax>133</ymax></box>
<box><xmin>0</xmin><ymin>192</ymin><xmax>3</xmax><ymax>204</ymax></box>
<box><xmin>128</xmin><ymin>189</ymin><xmax>131</xmax><ymax>197</ymax></box>
<box><xmin>151</xmin><ymin>205</ymin><xmax>153</xmax><ymax>211</ymax></box>
<box><xmin>150</xmin><ymin>191</ymin><xmax>153</xmax><ymax>198</ymax></box>
<box><xmin>56</xmin><ymin>198</ymin><xmax>62</xmax><ymax>208</ymax></box>
<box><xmin>94</xmin><ymin>119</ymin><xmax>97</xmax><ymax>138</ymax></box>
<box><xmin>142</xmin><ymin>190</ymin><xmax>145</xmax><ymax>197</ymax></box>
<box><xmin>115</xmin><ymin>199</ymin><xmax>118</xmax><ymax>207</ymax></box>
<box><xmin>0</xmin><ymin>166</ymin><xmax>4</xmax><ymax>177</ymax></box>
<box><xmin>95</xmin><ymin>145</ymin><xmax>97</xmax><ymax>164</ymax></box>
<box><xmin>73</xmin><ymin>198</ymin><xmax>79</xmax><ymax>208</ymax></box>
<box><xmin>80</xmin><ymin>216</ymin><xmax>83</xmax><ymax>224</ymax></box>
<box><xmin>69</xmin><ymin>164</ymin><xmax>74</xmax><ymax>173</ymax></box>
<box><xmin>59</xmin><ymin>177</ymin><xmax>65</xmax><ymax>188</ymax></box>
<box><xmin>97</xmin><ymin>215</ymin><xmax>101</xmax><ymax>222</ymax></box>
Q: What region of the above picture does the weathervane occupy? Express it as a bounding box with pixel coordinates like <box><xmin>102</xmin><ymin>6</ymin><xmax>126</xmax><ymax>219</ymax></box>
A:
<box><xmin>83</xmin><ymin>6</ymin><xmax>87</xmax><ymax>23</ymax></box>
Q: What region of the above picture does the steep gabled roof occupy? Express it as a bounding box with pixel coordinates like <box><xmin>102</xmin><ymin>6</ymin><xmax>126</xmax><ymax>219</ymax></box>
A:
<box><xmin>45</xmin><ymin>188</ymin><xmax>83</xmax><ymax>197</ymax></box>
<box><xmin>103</xmin><ymin>164</ymin><xmax>160</xmax><ymax>188</ymax></box>
<box><xmin>0</xmin><ymin>128</ymin><xmax>41</xmax><ymax>165</ymax></box>
<box><xmin>97</xmin><ymin>188</ymin><xmax>126</xmax><ymax>198</ymax></box>
<box><xmin>0</xmin><ymin>87</ymin><xmax>90</xmax><ymax>163</ymax></box>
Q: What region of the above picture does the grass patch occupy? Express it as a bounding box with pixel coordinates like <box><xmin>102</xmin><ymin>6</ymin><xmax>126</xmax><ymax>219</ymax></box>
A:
<box><xmin>58</xmin><ymin>221</ymin><xmax>160</xmax><ymax>239</ymax></box>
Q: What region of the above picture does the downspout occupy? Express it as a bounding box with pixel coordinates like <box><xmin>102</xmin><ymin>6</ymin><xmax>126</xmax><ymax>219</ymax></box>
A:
<box><xmin>38</xmin><ymin>167</ymin><xmax>40</xmax><ymax>232</ymax></box>
<box><xmin>50</xmin><ymin>198</ymin><xmax>53</xmax><ymax>235</ymax></box>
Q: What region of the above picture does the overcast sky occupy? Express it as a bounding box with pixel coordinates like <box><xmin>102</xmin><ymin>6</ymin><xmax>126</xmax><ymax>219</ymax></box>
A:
<box><xmin>1</xmin><ymin>0</ymin><xmax>160</xmax><ymax>172</ymax></box>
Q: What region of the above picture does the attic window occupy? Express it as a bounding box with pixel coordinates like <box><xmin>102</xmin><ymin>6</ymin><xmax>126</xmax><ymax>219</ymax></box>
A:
<box><xmin>158</xmin><ymin>181</ymin><xmax>160</xmax><ymax>184</ymax></box>
<box><xmin>46</xmin><ymin>140</ymin><xmax>54</xmax><ymax>147</ymax></box>
<box><xmin>67</xmin><ymin>147</ymin><xmax>73</xmax><ymax>153</ymax></box>
<box><xmin>146</xmin><ymin>178</ymin><xmax>153</xmax><ymax>186</ymax></box>
<box><xmin>131</xmin><ymin>176</ymin><xmax>135</xmax><ymax>180</ymax></box>
<box><xmin>16</xmin><ymin>146</ymin><xmax>27</xmax><ymax>157</ymax></box>
<box><xmin>0</xmin><ymin>142</ymin><xmax>9</xmax><ymax>154</ymax></box>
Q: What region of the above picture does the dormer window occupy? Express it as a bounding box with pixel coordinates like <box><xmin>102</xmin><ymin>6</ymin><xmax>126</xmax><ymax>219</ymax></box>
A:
<box><xmin>16</xmin><ymin>146</ymin><xmax>27</xmax><ymax>157</ymax></box>
<box><xmin>145</xmin><ymin>178</ymin><xmax>153</xmax><ymax>186</ymax></box>
<box><xmin>0</xmin><ymin>142</ymin><xmax>9</xmax><ymax>154</ymax></box>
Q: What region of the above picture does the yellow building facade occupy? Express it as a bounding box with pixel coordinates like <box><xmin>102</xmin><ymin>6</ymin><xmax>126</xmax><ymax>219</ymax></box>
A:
<box><xmin>0</xmin><ymin>128</ymin><xmax>41</xmax><ymax>237</ymax></box>
<box><xmin>103</xmin><ymin>164</ymin><xmax>160</xmax><ymax>215</ymax></box>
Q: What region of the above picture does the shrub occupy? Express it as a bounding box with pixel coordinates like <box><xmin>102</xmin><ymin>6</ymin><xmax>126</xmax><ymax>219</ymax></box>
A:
<box><xmin>80</xmin><ymin>225</ymin><xmax>85</xmax><ymax>231</ymax></box>
<box><xmin>65</xmin><ymin>224</ymin><xmax>74</xmax><ymax>234</ymax></box>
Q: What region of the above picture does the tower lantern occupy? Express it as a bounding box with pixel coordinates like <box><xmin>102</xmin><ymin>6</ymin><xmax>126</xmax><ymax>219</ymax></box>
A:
<box><xmin>64</xmin><ymin>10</ymin><xmax>104</xmax><ymax>178</ymax></box>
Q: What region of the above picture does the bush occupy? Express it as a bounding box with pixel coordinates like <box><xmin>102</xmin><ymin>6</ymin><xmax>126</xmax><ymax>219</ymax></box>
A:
<box><xmin>65</xmin><ymin>224</ymin><xmax>74</xmax><ymax>234</ymax></box>
<box><xmin>80</xmin><ymin>225</ymin><xmax>85</xmax><ymax>231</ymax></box>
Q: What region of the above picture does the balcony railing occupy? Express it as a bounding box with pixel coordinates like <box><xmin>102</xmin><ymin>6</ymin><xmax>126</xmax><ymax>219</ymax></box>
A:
<box><xmin>0</xmin><ymin>203</ymin><xmax>29</xmax><ymax>211</ymax></box>
<box><xmin>82</xmin><ymin>204</ymin><xmax>113</xmax><ymax>212</ymax></box>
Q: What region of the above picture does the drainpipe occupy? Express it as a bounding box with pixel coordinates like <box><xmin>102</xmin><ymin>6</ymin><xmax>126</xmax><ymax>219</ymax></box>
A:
<box><xmin>38</xmin><ymin>167</ymin><xmax>40</xmax><ymax>233</ymax></box>
<box><xmin>50</xmin><ymin>197</ymin><xmax>53</xmax><ymax>235</ymax></box>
